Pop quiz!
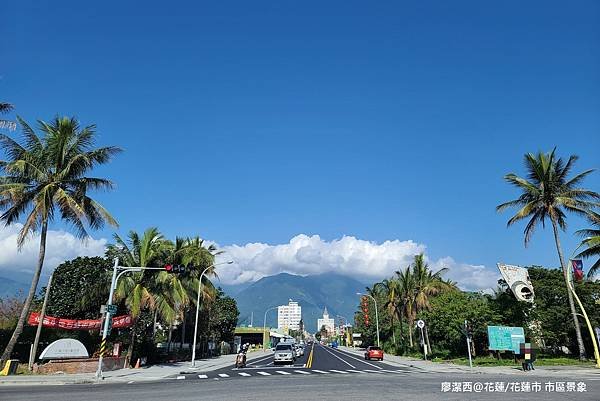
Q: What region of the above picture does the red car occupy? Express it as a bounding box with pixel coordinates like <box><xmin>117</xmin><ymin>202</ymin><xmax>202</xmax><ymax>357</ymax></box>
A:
<box><xmin>364</xmin><ymin>346</ymin><xmax>384</xmax><ymax>361</ymax></box>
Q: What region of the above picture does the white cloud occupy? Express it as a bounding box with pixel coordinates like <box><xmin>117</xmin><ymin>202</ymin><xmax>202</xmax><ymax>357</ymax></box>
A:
<box><xmin>216</xmin><ymin>234</ymin><xmax>499</xmax><ymax>291</ymax></box>
<box><xmin>0</xmin><ymin>224</ymin><xmax>107</xmax><ymax>277</ymax></box>
<box><xmin>431</xmin><ymin>256</ymin><xmax>500</xmax><ymax>293</ymax></box>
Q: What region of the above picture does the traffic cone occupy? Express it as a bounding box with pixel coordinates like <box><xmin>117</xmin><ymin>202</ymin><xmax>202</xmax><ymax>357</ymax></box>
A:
<box><xmin>134</xmin><ymin>358</ymin><xmax>141</xmax><ymax>369</ymax></box>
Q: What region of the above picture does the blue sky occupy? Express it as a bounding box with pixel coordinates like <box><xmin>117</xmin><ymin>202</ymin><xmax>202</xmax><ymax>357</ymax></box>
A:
<box><xmin>1</xmin><ymin>1</ymin><xmax>599</xmax><ymax>286</ymax></box>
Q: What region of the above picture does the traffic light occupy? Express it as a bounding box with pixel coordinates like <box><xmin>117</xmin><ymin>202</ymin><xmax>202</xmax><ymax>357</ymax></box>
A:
<box><xmin>164</xmin><ymin>264</ymin><xmax>186</xmax><ymax>273</ymax></box>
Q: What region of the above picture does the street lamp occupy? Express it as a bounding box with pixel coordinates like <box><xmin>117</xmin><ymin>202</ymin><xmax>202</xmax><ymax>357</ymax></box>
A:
<box><xmin>262</xmin><ymin>306</ymin><xmax>279</xmax><ymax>352</ymax></box>
<box><xmin>357</xmin><ymin>292</ymin><xmax>380</xmax><ymax>347</ymax></box>
<box><xmin>190</xmin><ymin>260</ymin><xmax>234</xmax><ymax>367</ymax></box>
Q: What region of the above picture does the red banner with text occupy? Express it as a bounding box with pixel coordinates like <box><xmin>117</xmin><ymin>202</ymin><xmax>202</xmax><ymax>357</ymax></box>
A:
<box><xmin>28</xmin><ymin>312</ymin><xmax>132</xmax><ymax>330</ymax></box>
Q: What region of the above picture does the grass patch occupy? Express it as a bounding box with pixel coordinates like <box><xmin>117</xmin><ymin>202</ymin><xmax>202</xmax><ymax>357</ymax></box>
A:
<box><xmin>435</xmin><ymin>355</ymin><xmax>596</xmax><ymax>367</ymax></box>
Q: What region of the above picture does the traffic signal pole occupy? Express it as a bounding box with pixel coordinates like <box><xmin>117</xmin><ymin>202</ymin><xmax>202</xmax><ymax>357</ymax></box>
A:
<box><xmin>96</xmin><ymin>258</ymin><xmax>119</xmax><ymax>380</ymax></box>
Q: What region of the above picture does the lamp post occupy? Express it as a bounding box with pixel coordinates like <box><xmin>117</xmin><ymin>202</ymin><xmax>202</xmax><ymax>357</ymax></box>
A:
<box><xmin>190</xmin><ymin>261</ymin><xmax>233</xmax><ymax>367</ymax></box>
<box><xmin>262</xmin><ymin>306</ymin><xmax>278</xmax><ymax>351</ymax></box>
<box><xmin>357</xmin><ymin>292</ymin><xmax>379</xmax><ymax>347</ymax></box>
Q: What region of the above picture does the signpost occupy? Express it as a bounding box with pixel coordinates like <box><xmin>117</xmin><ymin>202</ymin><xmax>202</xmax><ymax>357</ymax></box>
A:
<box><xmin>464</xmin><ymin>320</ymin><xmax>472</xmax><ymax>368</ymax></box>
<box><xmin>487</xmin><ymin>326</ymin><xmax>525</xmax><ymax>354</ymax></box>
<box><xmin>417</xmin><ymin>320</ymin><xmax>427</xmax><ymax>360</ymax></box>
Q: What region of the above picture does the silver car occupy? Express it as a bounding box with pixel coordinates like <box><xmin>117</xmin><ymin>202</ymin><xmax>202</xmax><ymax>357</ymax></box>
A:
<box><xmin>273</xmin><ymin>343</ymin><xmax>295</xmax><ymax>365</ymax></box>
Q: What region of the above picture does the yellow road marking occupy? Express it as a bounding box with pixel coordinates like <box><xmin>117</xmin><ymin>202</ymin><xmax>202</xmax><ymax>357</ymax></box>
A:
<box><xmin>306</xmin><ymin>342</ymin><xmax>315</xmax><ymax>368</ymax></box>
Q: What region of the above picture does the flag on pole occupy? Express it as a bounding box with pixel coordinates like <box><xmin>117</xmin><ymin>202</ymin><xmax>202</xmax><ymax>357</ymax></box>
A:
<box><xmin>571</xmin><ymin>259</ymin><xmax>584</xmax><ymax>282</ymax></box>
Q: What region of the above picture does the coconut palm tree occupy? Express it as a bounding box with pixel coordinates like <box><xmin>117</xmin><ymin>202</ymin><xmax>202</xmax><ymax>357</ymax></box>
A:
<box><xmin>497</xmin><ymin>149</ymin><xmax>600</xmax><ymax>360</ymax></box>
<box><xmin>375</xmin><ymin>278</ymin><xmax>401</xmax><ymax>345</ymax></box>
<box><xmin>0</xmin><ymin>116</ymin><xmax>120</xmax><ymax>365</ymax></box>
<box><xmin>0</xmin><ymin>103</ymin><xmax>13</xmax><ymax>114</ymax></box>
<box><xmin>108</xmin><ymin>228</ymin><xmax>186</xmax><ymax>365</ymax></box>
<box><xmin>396</xmin><ymin>266</ymin><xmax>416</xmax><ymax>347</ymax></box>
<box><xmin>575</xmin><ymin>215</ymin><xmax>600</xmax><ymax>278</ymax></box>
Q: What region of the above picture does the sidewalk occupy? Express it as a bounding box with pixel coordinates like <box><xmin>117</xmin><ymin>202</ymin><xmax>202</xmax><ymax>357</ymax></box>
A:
<box><xmin>0</xmin><ymin>350</ymin><xmax>273</xmax><ymax>386</ymax></box>
<box><xmin>339</xmin><ymin>346</ymin><xmax>600</xmax><ymax>378</ymax></box>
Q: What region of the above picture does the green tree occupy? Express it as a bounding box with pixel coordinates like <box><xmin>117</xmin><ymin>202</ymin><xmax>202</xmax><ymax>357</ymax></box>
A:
<box><xmin>497</xmin><ymin>149</ymin><xmax>600</xmax><ymax>359</ymax></box>
<box><xmin>208</xmin><ymin>289</ymin><xmax>239</xmax><ymax>343</ymax></box>
<box><xmin>375</xmin><ymin>278</ymin><xmax>401</xmax><ymax>345</ymax></box>
<box><xmin>46</xmin><ymin>256</ymin><xmax>112</xmax><ymax>319</ymax></box>
<box><xmin>0</xmin><ymin>116</ymin><xmax>120</xmax><ymax>364</ymax></box>
<box><xmin>108</xmin><ymin>228</ymin><xmax>184</xmax><ymax>365</ymax></box>
<box><xmin>575</xmin><ymin>215</ymin><xmax>600</xmax><ymax>278</ymax></box>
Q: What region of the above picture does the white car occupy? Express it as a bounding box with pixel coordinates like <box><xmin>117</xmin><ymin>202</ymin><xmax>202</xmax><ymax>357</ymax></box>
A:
<box><xmin>274</xmin><ymin>343</ymin><xmax>295</xmax><ymax>365</ymax></box>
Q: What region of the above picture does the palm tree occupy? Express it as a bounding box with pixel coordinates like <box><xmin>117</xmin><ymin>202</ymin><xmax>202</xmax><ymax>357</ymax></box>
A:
<box><xmin>575</xmin><ymin>215</ymin><xmax>600</xmax><ymax>278</ymax></box>
<box><xmin>0</xmin><ymin>116</ymin><xmax>120</xmax><ymax>364</ymax></box>
<box><xmin>108</xmin><ymin>228</ymin><xmax>186</xmax><ymax>365</ymax></box>
<box><xmin>395</xmin><ymin>266</ymin><xmax>416</xmax><ymax>347</ymax></box>
<box><xmin>497</xmin><ymin>149</ymin><xmax>600</xmax><ymax>360</ymax></box>
<box><xmin>375</xmin><ymin>278</ymin><xmax>401</xmax><ymax>345</ymax></box>
<box><xmin>0</xmin><ymin>103</ymin><xmax>13</xmax><ymax>114</ymax></box>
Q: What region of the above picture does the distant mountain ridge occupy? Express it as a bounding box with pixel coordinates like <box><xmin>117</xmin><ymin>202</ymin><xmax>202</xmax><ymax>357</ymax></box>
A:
<box><xmin>229</xmin><ymin>272</ymin><xmax>365</xmax><ymax>332</ymax></box>
<box><xmin>0</xmin><ymin>276</ymin><xmax>28</xmax><ymax>298</ymax></box>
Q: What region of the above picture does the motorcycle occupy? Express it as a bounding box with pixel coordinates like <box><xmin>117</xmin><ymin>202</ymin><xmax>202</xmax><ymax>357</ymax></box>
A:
<box><xmin>235</xmin><ymin>349</ymin><xmax>247</xmax><ymax>368</ymax></box>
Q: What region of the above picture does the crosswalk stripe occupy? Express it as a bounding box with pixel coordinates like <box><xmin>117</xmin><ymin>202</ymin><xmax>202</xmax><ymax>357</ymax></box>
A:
<box><xmin>346</xmin><ymin>369</ymin><xmax>364</xmax><ymax>373</ymax></box>
<box><xmin>176</xmin><ymin>375</ymin><xmax>185</xmax><ymax>380</ymax></box>
<box><xmin>275</xmin><ymin>370</ymin><xmax>291</xmax><ymax>375</ymax></box>
<box><xmin>329</xmin><ymin>369</ymin><xmax>348</xmax><ymax>374</ymax></box>
<box><xmin>364</xmin><ymin>369</ymin><xmax>384</xmax><ymax>373</ymax></box>
<box><xmin>257</xmin><ymin>371</ymin><xmax>271</xmax><ymax>376</ymax></box>
<box><xmin>311</xmin><ymin>369</ymin><xmax>328</xmax><ymax>374</ymax></box>
<box><xmin>198</xmin><ymin>375</ymin><xmax>208</xmax><ymax>379</ymax></box>
<box><xmin>218</xmin><ymin>374</ymin><xmax>229</xmax><ymax>378</ymax></box>
<box><xmin>238</xmin><ymin>372</ymin><xmax>251</xmax><ymax>377</ymax></box>
<box><xmin>294</xmin><ymin>370</ymin><xmax>311</xmax><ymax>375</ymax></box>
<box><xmin>381</xmin><ymin>369</ymin><xmax>404</xmax><ymax>374</ymax></box>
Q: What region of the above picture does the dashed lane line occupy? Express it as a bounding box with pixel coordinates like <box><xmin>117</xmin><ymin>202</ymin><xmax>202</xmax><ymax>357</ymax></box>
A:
<box><xmin>256</xmin><ymin>371</ymin><xmax>271</xmax><ymax>376</ymax></box>
<box><xmin>329</xmin><ymin>369</ymin><xmax>349</xmax><ymax>374</ymax></box>
<box><xmin>217</xmin><ymin>374</ymin><xmax>230</xmax><ymax>378</ymax></box>
<box><xmin>238</xmin><ymin>372</ymin><xmax>251</xmax><ymax>377</ymax></box>
<box><xmin>177</xmin><ymin>375</ymin><xmax>186</xmax><ymax>380</ymax></box>
<box><xmin>275</xmin><ymin>370</ymin><xmax>291</xmax><ymax>375</ymax></box>
<box><xmin>293</xmin><ymin>370</ymin><xmax>311</xmax><ymax>374</ymax></box>
<box><xmin>318</xmin><ymin>344</ymin><xmax>356</xmax><ymax>369</ymax></box>
<box><xmin>330</xmin><ymin>348</ymin><xmax>383</xmax><ymax>370</ymax></box>
<box><xmin>364</xmin><ymin>369</ymin><xmax>385</xmax><ymax>374</ymax></box>
<box><xmin>346</xmin><ymin>369</ymin><xmax>364</xmax><ymax>373</ymax></box>
<box><xmin>198</xmin><ymin>375</ymin><xmax>208</xmax><ymax>379</ymax></box>
<box><xmin>311</xmin><ymin>370</ymin><xmax>328</xmax><ymax>374</ymax></box>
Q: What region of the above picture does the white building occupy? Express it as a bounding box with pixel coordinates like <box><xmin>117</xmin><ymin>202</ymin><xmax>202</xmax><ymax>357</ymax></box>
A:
<box><xmin>317</xmin><ymin>307</ymin><xmax>335</xmax><ymax>335</ymax></box>
<box><xmin>277</xmin><ymin>300</ymin><xmax>302</xmax><ymax>331</ymax></box>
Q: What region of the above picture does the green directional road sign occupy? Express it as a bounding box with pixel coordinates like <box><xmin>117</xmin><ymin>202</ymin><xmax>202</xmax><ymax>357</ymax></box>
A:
<box><xmin>106</xmin><ymin>304</ymin><xmax>117</xmax><ymax>314</ymax></box>
<box><xmin>487</xmin><ymin>326</ymin><xmax>525</xmax><ymax>353</ymax></box>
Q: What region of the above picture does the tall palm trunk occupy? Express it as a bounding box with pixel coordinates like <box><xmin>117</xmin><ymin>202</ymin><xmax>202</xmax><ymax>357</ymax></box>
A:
<box><xmin>1</xmin><ymin>220</ymin><xmax>48</xmax><ymax>366</ymax></box>
<box><xmin>126</xmin><ymin>320</ymin><xmax>137</xmax><ymax>368</ymax></box>
<box><xmin>551</xmin><ymin>218</ymin><xmax>587</xmax><ymax>360</ymax></box>
<box><xmin>390</xmin><ymin>314</ymin><xmax>396</xmax><ymax>345</ymax></box>
<box><xmin>180</xmin><ymin>310</ymin><xmax>186</xmax><ymax>351</ymax></box>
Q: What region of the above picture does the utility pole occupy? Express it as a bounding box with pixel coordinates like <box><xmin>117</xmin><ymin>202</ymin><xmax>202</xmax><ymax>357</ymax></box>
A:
<box><xmin>29</xmin><ymin>273</ymin><xmax>53</xmax><ymax>371</ymax></box>
<box><xmin>465</xmin><ymin>320</ymin><xmax>473</xmax><ymax>369</ymax></box>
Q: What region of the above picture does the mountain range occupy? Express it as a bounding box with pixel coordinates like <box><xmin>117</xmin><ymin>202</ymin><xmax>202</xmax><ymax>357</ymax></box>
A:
<box><xmin>227</xmin><ymin>272</ymin><xmax>366</xmax><ymax>333</ymax></box>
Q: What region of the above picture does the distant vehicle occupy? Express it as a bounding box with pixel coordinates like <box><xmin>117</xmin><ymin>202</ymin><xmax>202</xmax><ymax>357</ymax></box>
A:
<box><xmin>274</xmin><ymin>343</ymin><xmax>295</xmax><ymax>365</ymax></box>
<box><xmin>329</xmin><ymin>341</ymin><xmax>338</xmax><ymax>348</ymax></box>
<box><xmin>364</xmin><ymin>346</ymin><xmax>383</xmax><ymax>361</ymax></box>
<box><xmin>295</xmin><ymin>344</ymin><xmax>304</xmax><ymax>357</ymax></box>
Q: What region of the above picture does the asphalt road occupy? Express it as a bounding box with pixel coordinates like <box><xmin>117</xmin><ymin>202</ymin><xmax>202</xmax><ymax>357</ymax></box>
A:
<box><xmin>1</xmin><ymin>344</ymin><xmax>598</xmax><ymax>400</ymax></box>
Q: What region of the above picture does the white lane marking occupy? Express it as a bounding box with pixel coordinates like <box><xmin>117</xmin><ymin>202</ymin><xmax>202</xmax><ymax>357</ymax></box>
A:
<box><xmin>381</xmin><ymin>369</ymin><xmax>405</xmax><ymax>374</ymax></box>
<box><xmin>238</xmin><ymin>372</ymin><xmax>251</xmax><ymax>377</ymax></box>
<box><xmin>276</xmin><ymin>370</ymin><xmax>291</xmax><ymax>375</ymax></box>
<box><xmin>364</xmin><ymin>369</ymin><xmax>384</xmax><ymax>373</ymax></box>
<box><xmin>311</xmin><ymin>369</ymin><xmax>328</xmax><ymax>374</ymax></box>
<box><xmin>346</xmin><ymin>369</ymin><xmax>364</xmax><ymax>373</ymax></box>
<box><xmin>256</xmin><ymin>371</ymin><xmax>271</xmax><ymax>376</ymax></box>
<box><xmin>319</xmin><ymin>344</ymin><xmax>356</xmax><ymax>369</ymax></box>
<box><xmin>127</xmin><ymin>381</ymin><xmax>134</xmax><ymax>384</ymax></box>
<box><xmin>331</xmin><ymin>348</ymin><xmax>383</xmax><ymax>369</ymax></box>
<box><xmin>329</xmin><ymin>369</ymin><xmax>349</xmax><ymax>374</ymax></box>
<box><xmin>176</xmin><ymin>375</ymin><xmax>186</xmax><ymax>380</ymax></box>
<box><xmin>198</xmin><ymin>374</ymin><xmax>208</xmax><ymax>379</ymax></box>
<box><xmin>218</xmin><ymin>373</ymin><xmax>230</xmax><ymax>378</ymax></box>
<box><xmin>294</xmin><ymin>370</ymin><xmax>311</xmax><ymax>374</ymax></box>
